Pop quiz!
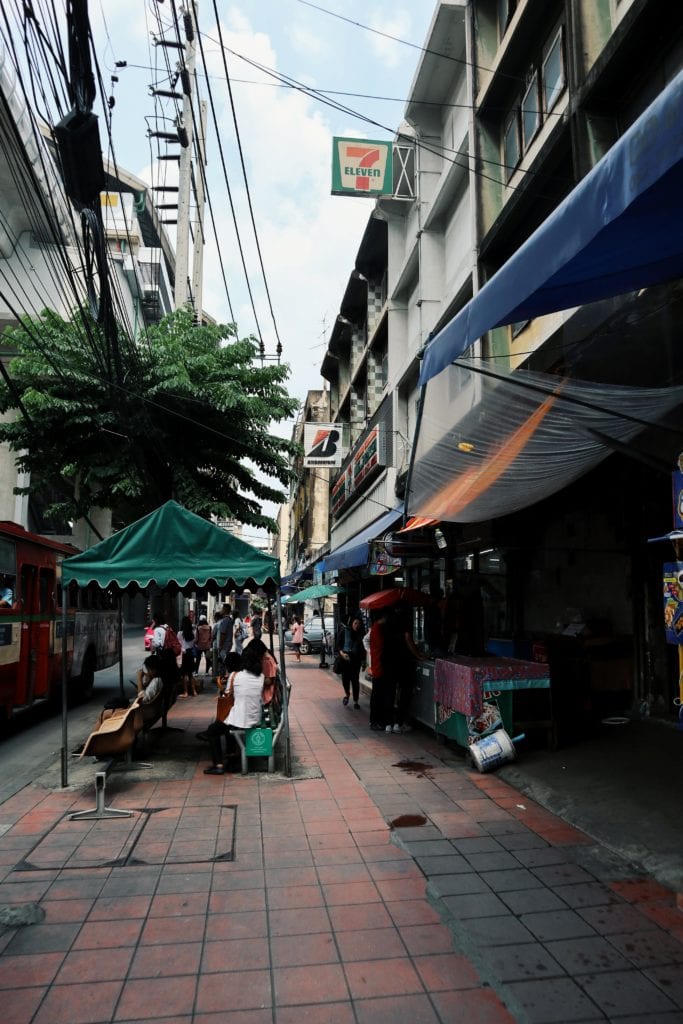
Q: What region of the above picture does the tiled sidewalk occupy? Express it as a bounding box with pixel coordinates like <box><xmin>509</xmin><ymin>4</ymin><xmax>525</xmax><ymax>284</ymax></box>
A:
<box><xmin>0</xmin><ymin>659</ymin><xmax>682</xmax><ymax>1023</ymax></box>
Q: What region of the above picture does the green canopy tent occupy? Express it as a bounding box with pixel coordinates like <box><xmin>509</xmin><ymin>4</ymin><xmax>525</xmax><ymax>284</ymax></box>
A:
<box><xmin>59</xmin><ymin>500</ymin><xmax>288</xmax><ymax>784</ymax></box>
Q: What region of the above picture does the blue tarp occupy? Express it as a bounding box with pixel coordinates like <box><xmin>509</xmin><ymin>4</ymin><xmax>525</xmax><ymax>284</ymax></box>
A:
<box><xmin>419</xmin><ymin>69</ymin><xmax>683</xmax><ymax>385</ymax></box>
<box><xmin>320</xmin><ymin>506</ymin><xmax>403</xmax><ymax>572</ymax></box>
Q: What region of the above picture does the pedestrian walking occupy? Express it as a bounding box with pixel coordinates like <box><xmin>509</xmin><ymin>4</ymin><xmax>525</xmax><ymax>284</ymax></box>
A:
<box><xmin>233</xmin><ymin>608</ymin><xmax>247</xmax><ymax>656</ymax></box>
<box><xmin>337</xmin><ymin>614</ymin><xmax>365</xmax><ymax>709</ymax></box>
<box><xmin>214</xmin><ymin>606</ymin><xmax>233</xmax><ymax>672</ymax></box>
<box><xmin>178</xmin><ymin>615</ymin><xmax>199</xmax><ymax>697</ymax></box>
<box><xmin>291</xmin><ymin>616</ymin><xmax>304</xmax><ymax>661</ymax></box>
<box><xmin>194</xmin><ymin>614</ymin><xmax>212</xmax><ymax>675</ymax></box>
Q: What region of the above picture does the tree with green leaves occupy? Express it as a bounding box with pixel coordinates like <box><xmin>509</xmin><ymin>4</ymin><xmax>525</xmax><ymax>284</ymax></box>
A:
<box><xmin>0</xmin><ymin>306</ymin><xmax>299</xmax><ymax>532</ymax></box>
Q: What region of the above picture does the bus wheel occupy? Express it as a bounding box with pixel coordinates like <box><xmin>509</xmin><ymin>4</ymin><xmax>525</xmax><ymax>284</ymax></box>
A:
<box><xmin>77</xmin><ymin>649</ymin><xmax>96</xmax><ymax>701</ymax></box>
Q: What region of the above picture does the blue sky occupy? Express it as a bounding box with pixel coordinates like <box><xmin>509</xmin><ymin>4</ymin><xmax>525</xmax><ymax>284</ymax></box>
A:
<box><xmin>91</xmin><ymin>1</ymin><xmax>436</xmax><ymax>414</ymax></box>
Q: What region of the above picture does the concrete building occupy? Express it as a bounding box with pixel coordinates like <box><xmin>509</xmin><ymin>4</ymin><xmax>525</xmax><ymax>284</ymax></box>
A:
<box><xmin>0</xmin><ymin>44</ymin><xmax>175</xmax><ymax>544</ymax></box>
<box><xmin>285</xmin><ymin>389</ymin><xmax>332</xmax><ymax>579</ymax></box>
<box><xmin>319</xmin><ymin>0</ymin><xmax>683</xmax><ymax>736</ymax></box>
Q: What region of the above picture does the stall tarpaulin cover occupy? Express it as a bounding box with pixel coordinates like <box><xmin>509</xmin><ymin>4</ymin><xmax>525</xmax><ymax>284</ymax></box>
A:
<box><xmin>61</xmin><ymin>500</ymin><xmax>280</xmax><ymax>590</ymax></box>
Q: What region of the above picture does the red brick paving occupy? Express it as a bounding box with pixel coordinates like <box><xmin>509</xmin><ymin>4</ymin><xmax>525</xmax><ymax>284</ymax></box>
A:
<box><xmin>0</xmin><ymin>658</ymin><xmax>681</xmax><ymax>1024</ymax></box>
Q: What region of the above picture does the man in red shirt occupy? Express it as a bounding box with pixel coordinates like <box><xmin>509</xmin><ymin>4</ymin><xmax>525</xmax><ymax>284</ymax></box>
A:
<box><xmin>369</xmin><ymin>610</ymin><xmax>391</xmax><ymax>731</ymax></box>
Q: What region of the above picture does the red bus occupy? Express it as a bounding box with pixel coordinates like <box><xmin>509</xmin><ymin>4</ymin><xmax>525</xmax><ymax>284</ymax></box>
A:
<box><xmin>0</xmin><ymin>521</ymin><xmax>119</xmax><ymax>720</ymax></box>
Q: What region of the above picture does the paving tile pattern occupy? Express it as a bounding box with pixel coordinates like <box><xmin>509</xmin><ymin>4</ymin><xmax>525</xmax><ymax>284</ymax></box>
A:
<box><xmin>0</xmin><ymin>661</ymin><xmax>681</xmax><ymax>1023</ymax></box>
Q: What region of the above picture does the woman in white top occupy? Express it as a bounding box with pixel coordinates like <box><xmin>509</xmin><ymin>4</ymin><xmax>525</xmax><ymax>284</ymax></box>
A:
<box><xmin>178</xmin><ymin>616</ymin><xmax>198</xmax><ymax>697</ymax></box>
<box><xmin>204</xmin><ymin>643</ymin><xmax>264</xmax><ymax>775</ymax></box>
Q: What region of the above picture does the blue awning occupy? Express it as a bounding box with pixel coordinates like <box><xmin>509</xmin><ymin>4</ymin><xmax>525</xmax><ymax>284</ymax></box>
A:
<box><xmin>419</xmin><ymin>69</ymin><xmax>683</xmax><ymax>385</ymax></box>
<box><xmin>320</xmin><ymin>506</ymin><xmax>403</xmax><ymax>572</ymax></box>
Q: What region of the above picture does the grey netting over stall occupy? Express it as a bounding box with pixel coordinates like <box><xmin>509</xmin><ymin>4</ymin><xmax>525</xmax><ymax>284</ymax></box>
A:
<box><xmin>406</xmin><ymin>362</ymin><xmax>683</xmax><ymax>524</ymax></box>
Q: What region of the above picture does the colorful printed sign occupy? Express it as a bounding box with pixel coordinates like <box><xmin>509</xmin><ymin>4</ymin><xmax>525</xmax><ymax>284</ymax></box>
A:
<box><xmin>673</xmin><ymin>471</ymin><xmax>683</xmax><ymax>530</ymax></box>
<box><xmin>369</xmin><ymin>547</ymin><xmax>402</xmax><ymax>576</ymax></box>
<box><xmin>303</xmin><ymin>423</ymin><xmax>344</xmax><ymax>468</ymax></box>
<box><xmin>331</xmin><ymin>138</ymin><xmax>393</xmax><ymax>196</ymax></box>
<box><xmin>663</xmin><ymin>562</ymin><xmax>683</xmax><ymax>644</ymax></box>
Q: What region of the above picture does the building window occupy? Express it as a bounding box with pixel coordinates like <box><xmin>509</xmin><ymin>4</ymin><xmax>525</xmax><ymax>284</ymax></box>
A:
<box><xmin>542</xmin><ymin>27</ymin><xmax>565</xmax><ymax>114</ymax></box>
<box><xmin>504</xmin><ymin>111</ymin><xmax>521</xmax><ymax>180</ymax></box>
<box><xmin>501</xmin><ymin>22</ymin><xmax>566</xmax><ymax>179</ymax></box>
<box><xmin>497</xmin><ymin>0</ymin><xmax>517</xmax><ymax>40</ymax></box>
<box><xmin>521</xmin><ymin>72</ymin><xmax>541</xmax><ymax>150</ymax></box>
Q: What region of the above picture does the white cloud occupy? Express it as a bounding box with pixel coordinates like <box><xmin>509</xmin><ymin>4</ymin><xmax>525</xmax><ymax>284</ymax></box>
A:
<box><xmin>368</xmin><ymin>11</ymin><xmax>413</xmax><ymax>70</ymax></box>
<box><xmin>287</xmin><ymin>23</ymin><xmax>327</xmax><ymax>60</ymax></box>
<box><xmin>196</xmin><ymin>12</ymin><xmax>373</xmax><ymax>404</ymax></box>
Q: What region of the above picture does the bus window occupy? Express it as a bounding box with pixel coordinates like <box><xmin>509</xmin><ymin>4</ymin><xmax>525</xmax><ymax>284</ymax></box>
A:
<box><xmin>0</xmin><ymin>573</ymin><xmax>15</xmax><ymax>608</ymax></box>
<box><xmin>39</xmin><ymin>569</ymin><xmax>55</xmax><ymax>613</ymax></box>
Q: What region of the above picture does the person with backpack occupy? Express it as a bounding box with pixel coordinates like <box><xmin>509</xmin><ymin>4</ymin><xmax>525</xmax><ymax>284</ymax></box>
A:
<box><xmin>194</xmin><ymin>614</ymin><xmax>213</xmax><ymax>675</ymax></box>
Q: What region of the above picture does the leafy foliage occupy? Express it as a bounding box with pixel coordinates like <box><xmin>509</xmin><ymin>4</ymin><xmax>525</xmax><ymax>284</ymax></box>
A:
<box><xmin>0</xmin><ymin>307</ymin><xmax>299</xmax><ymax>531</ymax></box>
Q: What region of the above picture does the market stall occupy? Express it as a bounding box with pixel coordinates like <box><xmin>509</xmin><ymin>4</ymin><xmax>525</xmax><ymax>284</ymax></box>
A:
<box><xmin>432</xmin><ymin>654</ymin><xmax>553</xmax><ymax>748</ymax></box>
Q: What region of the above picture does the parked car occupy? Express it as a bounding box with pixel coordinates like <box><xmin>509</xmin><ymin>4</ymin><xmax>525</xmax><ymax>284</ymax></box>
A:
<box><xmin>144</xmin><ymin>625</ymin><xmax>155</xmax><ymax>651</ymax></box>
<box><xmin>284</xmin><ymin>616</ymin><xmax>335</xmax><ymax>655</ymax></box>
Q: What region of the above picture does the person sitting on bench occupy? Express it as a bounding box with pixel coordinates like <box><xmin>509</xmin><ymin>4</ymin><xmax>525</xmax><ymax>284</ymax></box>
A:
<box><xmin>135</xmin><ymin>655</ymin><xmax>164</xmax><ymax>703</ymax></box>
<box><xmin>203</xmin><ymin>643</ymin><xmax>264</xmax><ymax>776</ymax></box>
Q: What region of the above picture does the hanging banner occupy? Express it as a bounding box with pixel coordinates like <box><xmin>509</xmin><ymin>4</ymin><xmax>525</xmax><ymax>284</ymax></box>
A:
<box><xmin>663</xmin><ymin>561</ymin><xmax>683</xmax><ymax>644</ymax></box>
<box><xmin>369</xmin><ymin>546</ymin><xmax>402</xmax><ymax>576</ymax></box>
<box><xmin>331</xmin><ymin>137</ymin><xmax>393</xmax><ymax>196</ymax></box>
<box><xmin>303</xmin><ymin>424</ymin><xmax>344</xmax><ymax>468</ymax></box>
<box><xmin>673</xmin><ymin>470</ymin><xmax>683</xmax><ymax>530</ymax></box>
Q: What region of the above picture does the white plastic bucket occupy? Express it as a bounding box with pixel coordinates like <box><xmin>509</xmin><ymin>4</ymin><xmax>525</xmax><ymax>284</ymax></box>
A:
<box><xmin>469</xmin><ymin>728</ymin><xmax>516</xmax><ymax>773</ymax></box>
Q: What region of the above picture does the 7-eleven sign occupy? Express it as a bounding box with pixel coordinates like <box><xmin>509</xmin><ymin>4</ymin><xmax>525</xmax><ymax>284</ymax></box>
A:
<box><xmin>331</xmin><ymin>137</ymin><xmax>393</xmax><ymax>196</ymax></box>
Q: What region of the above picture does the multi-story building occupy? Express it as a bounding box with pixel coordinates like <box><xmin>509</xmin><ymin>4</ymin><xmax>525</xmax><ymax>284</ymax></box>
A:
<box><xmin>0</xmin><ymin>46</ymin><xmax>175</xmax><ymax>544</ymax></box>
<box><xmin>319</xmin><ymin>1</ymin><xmax>471</xmax><ymax>611</ymax></box>
<box><xmin>285</xmin><ymin>390</ymin><xmax>332</xmax><ymax>581</ymax></box>
<box><xmin>321</xmin><ymin>0</ymin><xmax>683</xmax><ymax>733</ymax></box>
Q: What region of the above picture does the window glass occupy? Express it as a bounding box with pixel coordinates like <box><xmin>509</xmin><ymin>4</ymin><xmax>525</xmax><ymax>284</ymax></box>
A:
<box><xmin>521</xmin><ymin>73</ymin><xmax>541</xmax><ymax>150</ymax></box>
<box><xmin>497</xmin><ymin>0</ymin><xmax>517</xmax><ymax>40</ymax></box>
<box><xmin>504</xmin><ymin>111</ymin><xmax>520</xmax><ymax>180</ymax></box>
<box><xmin>543</xmin><ymin>29</ymin><xmax>565</xmax><ymax>113</ymax></box>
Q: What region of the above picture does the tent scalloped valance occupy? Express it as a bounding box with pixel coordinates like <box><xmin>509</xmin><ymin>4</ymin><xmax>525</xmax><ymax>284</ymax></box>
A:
<box><xmin>61</xmin><ymin>500</ymin><xmax>280</xmax><ymax>591</ymax></box>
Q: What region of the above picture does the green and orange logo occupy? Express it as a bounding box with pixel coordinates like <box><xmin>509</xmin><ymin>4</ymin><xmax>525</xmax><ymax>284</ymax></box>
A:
<box><xmin>331</xmin><ymin>137</ymin><xmax>393</xmax><ymax>196</ymax></box>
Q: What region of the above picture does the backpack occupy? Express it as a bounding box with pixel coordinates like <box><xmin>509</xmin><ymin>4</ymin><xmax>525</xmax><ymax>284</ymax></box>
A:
<box><xmin>163</xmin><ymin>625</ymin><xmax>182</xmax><ymax>658</ymax></box>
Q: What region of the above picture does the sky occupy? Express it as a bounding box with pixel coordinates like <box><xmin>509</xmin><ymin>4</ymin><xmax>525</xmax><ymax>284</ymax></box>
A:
<box><xmin>89</xmin><ymin>0</ymin><xmax>436</xmax><ymax>420</ymax></box>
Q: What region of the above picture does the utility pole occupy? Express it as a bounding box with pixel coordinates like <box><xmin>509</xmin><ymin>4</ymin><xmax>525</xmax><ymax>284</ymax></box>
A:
<box><xmin>191</xmin><ymin>98</ymin><xmax>208</xmax><ymax>323</ymax></box>
<box><xmin>174</xmin><ymin>3</ymin><xmax>197</xmax><ymax>309</ymax></box>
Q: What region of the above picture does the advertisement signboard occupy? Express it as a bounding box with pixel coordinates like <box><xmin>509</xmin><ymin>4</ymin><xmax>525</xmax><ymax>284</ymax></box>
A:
<box><xmin>663</xmin><ymin>561</ymin><xmax>683</xmax><ymax>644</ymax></box>
<box><xmin>331</xmin><ymin>138</ymin><xmax>393</xmax><ymax>196</ymax></box>
<box><xmin>303</xmin><ymin>424</ymin><xmax>344</xmax><ymax>468</ymax></box>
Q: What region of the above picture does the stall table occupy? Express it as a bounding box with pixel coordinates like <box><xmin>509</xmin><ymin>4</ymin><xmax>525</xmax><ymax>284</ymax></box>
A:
<box><xmin>433</xmin><ymin>655</ymin><xmax>553</xmax><ymax>748</ymax></box>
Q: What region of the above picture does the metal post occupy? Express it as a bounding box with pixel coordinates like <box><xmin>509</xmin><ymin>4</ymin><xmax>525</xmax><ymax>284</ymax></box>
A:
<box><xmin>60</xmin><ymin>591</ymin><xmax>69</xmax><ymax>788</ymax></box>
<box><xmin>118</xmin><ymin>597</ymin><xmax>124</xmax><ymax>698</ymax></box>
<box><xmin>174</xmin><ymin>2</ymin><xmax>197</xmax><ymax>309</ymax></box>
<box><xmin>275</xmin><ymin>591</ymin><xmax>291</xmax><ymax>777</ymax></box>
<box><xmin>191</xmin><ymin>98</ymin><xmax>207</xmax><ymax>321</ymax></box>
<box><xmin>318</xmin><ymin>598</ymin><xmax>329</xmax><ymax>668</ymax></box>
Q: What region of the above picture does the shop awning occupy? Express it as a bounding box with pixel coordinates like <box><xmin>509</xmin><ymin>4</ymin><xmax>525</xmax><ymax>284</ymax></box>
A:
<box><xmin>419</xmin><ymin>68</ymin><xmax>683</xmax><ymax>385</ymax></box>
<box><xmin>320</xmin><ymin>506</ymin><xmax>403</xmax><ymax>572</ymax></box>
